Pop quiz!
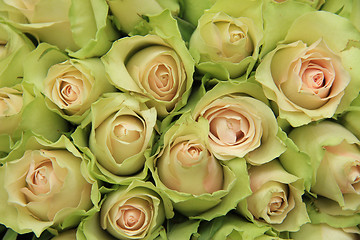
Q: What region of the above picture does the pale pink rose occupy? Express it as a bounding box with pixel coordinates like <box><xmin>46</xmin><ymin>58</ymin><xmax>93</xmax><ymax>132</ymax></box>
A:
<box><xmin>156</xmin><ymin>116</ymin><xmax>224</xmax><ymax>196</ymax></box>
<box><xmin>5</xmin><ymin>149</ymin><xmax>92</xmax><ymax>222</ymax></box>
<box><xmin>287</xmin><ymin>121</ymin><xmax>360</xmax><ymax>217</ymax></box>
<box><xmin>99</xmin><ymin>181</ymin><xmax>166</xmax><ymax>240</ymax></box>
<box><xmin>256</xmin><ymin>39</ymin><xmax>351</xmax><ymax>127</ymax></box>
<box><xmin>157</xmin><ymin>138</ymin><xmax>224</xmax><ymax>195</ymax></box>
<box><xmin>126</xmin><ymin>45</ymin><xmax>185</xmax><ymax>103</ymax></box>
<box><xmin>192</xmin><ymin>82</ymin><xmax>285</xmax><ymax>164</ymax></box>
<box><xmin>312</xmin><ymin>140</ymin><xmax>360</xmax><ymax>200</ymax></box>
<box><xmin>238</xmin><ymin>160</ymin><xmax>309</xmax><ymax>232</ymax></box>
<box><xmin>44</xmin><ymin>60</ymin><xmax>94</xmax><ymax>116</ymax></box>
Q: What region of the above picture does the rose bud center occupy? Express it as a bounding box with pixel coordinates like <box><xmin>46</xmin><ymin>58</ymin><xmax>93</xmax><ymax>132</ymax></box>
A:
<box><xmin>126</xmin><ymin>45</ymin><xmax>184</xmax><ymax>104</ymax></box>
<box><xmin>176</xmin><ymin>141</ymin><xmax>205</xmax><ymax>167</ymax></box>
<box><xmin>214</xmin><ymin>21</ymin><xmax>253</xmax><ymax>60</ymax></box>
<box><xmin>208</xmin><ymin>108</ymin><xmax>253</xmax><ymax>146</ymax></box>
<box><xmin>348</xmin><ymin>163</ymin><xmax>360</xmax><ymax>192</ymax></box>
<box><xmin>26</xmin><ymin>160</ymin><xmax>53</xmax><ymax>196</ymax></box>
<box><xmin>59</xmin><ymin>80</ymin><xmax>81</xmax><ymax>105</ymax></box>
<box><xmin>210</xmin><ymin>114</ymin><xmax>245</xmax><ymax>145</ymax></box>
<box><xmin>113</xmin><ymin>116</ymin><xmax>143</xmax><ymax>143</ymax></box>
<box><xmin>299</xmin><ymin>55</ymin><xmax>334</xmax><ymax>98</ymax></box>
<box><xmin>110</xmin><ymin>197</ymin><xmax>152</xmax><ymax>237</ymax></box>
<box><xmin>229</xmin><ymin>26</ymin><xmax>245</xmax><ymax>43</ymax></box>
<box><xmin>153</xmin><ymin>64</ymin><xmax>171</xmax><ymax>88</ymax></box>
<box><xmin>349</xmin><ymin>165</ymin><xmax>360</xmax><ymax>183</ymax></box>
<box><xmin>268</xmin><ymin>193</ymin><xmax>287</xmax><ymax>215</ymax></box>
<box><xmin>118</xmin><ymin>206</ymin><xmax>145</xmax><ymax>230</ymax></box>
<box><xmin>146</xmin><ymin>55</ymin><xmax>178</xmax><ymax>101</ymax></box>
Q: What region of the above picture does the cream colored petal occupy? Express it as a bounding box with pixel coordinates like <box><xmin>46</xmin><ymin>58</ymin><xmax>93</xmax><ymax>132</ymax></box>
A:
<box><xmin>0</xmin><ymin>88</ymin><xmax>23</xmax><ymax>116</ymax></box>
<box><xmin>324</xmin><ymin>141</ymin><xmax>360</xmax><ymax>194</ymax></box>
<box><xmin>201</xmin><ymin>97</ymin><xmax>263</xmax><ymax>160</ymax></box>
<box><xmin>157</xmin><ymin>138</ymin><xmax>223</xmax><ymax>195</ymax></box>
<box><xmin>44</xmin><ymin>61</ymin><xmax>94</xmax><ymax>115</ymax></box>
<box><xmin>109</xmin><ymin>115</ymin><xmax>146</xmax><ymax>163</ymax></box>
<box><xmin>271</xmin><ymin>39</ymin><xmax>350</xmax><ymax>114</ymax></box>
<box><xmin>107</xmin><ymin>197</ymin><xmax>153</xmax><ymax>238</ymax></box>
<box><xmin>126</xmin><ymin>45</ymin><xmax>185</xmax><ymax>102</ymax></box>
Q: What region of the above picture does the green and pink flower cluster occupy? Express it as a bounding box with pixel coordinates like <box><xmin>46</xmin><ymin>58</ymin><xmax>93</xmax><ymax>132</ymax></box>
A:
<box><xmin>0</xmin><ymin>0</ymin><xmax>359</xmax><ymax>239</ymax></box>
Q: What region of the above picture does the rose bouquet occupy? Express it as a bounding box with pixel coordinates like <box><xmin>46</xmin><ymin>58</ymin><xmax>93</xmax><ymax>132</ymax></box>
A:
<box><xmin>0</xmin><ymin>0</ymin><xmax>359</xmax><ymax>239</ymax></box>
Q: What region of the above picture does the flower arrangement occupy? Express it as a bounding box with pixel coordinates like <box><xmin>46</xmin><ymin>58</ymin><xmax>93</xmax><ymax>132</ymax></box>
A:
<box><xmin>0</xmin><ymin>0</ymin><xmax>359</xmax><ymax>239</ymax></box>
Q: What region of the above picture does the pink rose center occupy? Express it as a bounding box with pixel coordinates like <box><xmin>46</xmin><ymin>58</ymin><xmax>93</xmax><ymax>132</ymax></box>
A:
<box><xmin>188</xmin><ymin>146</ymin><xmax>201</xmax><ymax>160</ymax></box>
<box><xmin>174</xmin><ymin>141</ymin><xmax>205</xmax><ymax>167</ymax></box>
<box><xmin>267</xmin><ymin>193</ymin><xmax>287</xmax><ymax>216</ymax></box>
<box><xmin>60</xmin><ymin>81</ymin><xmax>80</xmax><ymax>105</ymax></box>
<box><xmin>155</xmin><ymin>65</ymin><xmax>171</xmax><ymax>87</ymax></box>
<box><xmin>117</xmin><ymin>206</ymin><xmax>145</xmax><ymax>230</ymax></box>
<box><xmin>268</xmin><ymin>196</ymin><xmax>284</xmax><ymax>213</ymax></box>
<box><xmin>349</xmin><ymin>165</ymin><xmax>360</xmax><ymax>185</ymax></box>
<box><xmin>304</xmin><ymin>69</ymin><xmax>324</xmax><ymax>88</ymax></box>
<box><xmin>299</xmin><ymin>57</ymin><xmax>335</xmax><ymax>98</ymax></box>
<box><xmin>211</xmin><ymin>116</ymin><xmax>245</xmax><ymax>144</ymax></box>
<box><xmin>146</xmin><ymin>58</ymin><xmax>178</xmax><ymax>101</ymax></box>
<box><xmin>26</xmin><ymin>160</ymin><xmax>53</xmax><ymax>195</ymax></box>
<box><xmin>209</xmin><ymin>109</ymin><xmax>249</xmax><ymax>146</ymax></box>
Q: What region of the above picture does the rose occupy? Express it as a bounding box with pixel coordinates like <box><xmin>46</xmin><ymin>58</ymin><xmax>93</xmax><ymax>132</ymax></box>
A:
<box><xmin>151</xmin><ymin>113</ymin><xmax>251</xmax><ymax>219</ymax></box>
<box><xmin>0</xmin><ymin>133</ymin><xmax>96</xmax><ymax>237</ymax></box>
<box><xmin>237</xmin><ymin>160</ymin><xmax>309</xmax><ymax>232</ymax></box>
<box><xmin>102</xmin><ymin>10</ymin><xmax>194</xmax><ymax>117</ymax></box>
<box><xmin>291</xmin><ymin>223</ymin><xmax>360</xmax><ymax>240</ymax></box>
<box><xmin>77</xmin><ymin>180</ymin><xmax>172</xmax><ymax>240</ymax></box>
<box><xmin>256</xmin><ymin>39</ymin><xmax>349</xmax><ymax>127</ymax></box>
<box><xmin>0</xmin><ymin>0</ymin><xmax>119</xmax><ymax>58</ymax></box>
<box><xmin>100</xmin><ymin>182</ymin><xmax>167</xmax><ymax>239</ymax></box>
<box><xmin>287</xmin><ymin>121</ymin><xmax>360</xmax><ymax>227</ymax></box>
<box><xmin>0</xmin><ymin>20</ymin><xmax>34</xmax><ymax>87</ymax></box>
<box><xmin>88</xmin><ymin>93</ymin><xmax>156</xmax><ymax>176</ymax></box>
<box><xmin>189</xmin><ymin>0</ymin><xmax>263</xmax><ymax>79</ymax></box>
<box><xmin>73</xmin><ymin>92</ymin><xmax>156</xmax><ymax>183</ymax></box>
<box><xmin>107</xmin><ymin>0</ymin><xmax>180</xmax><ymax>34</ymax></box>
<box><xmin>24</xmin><ymin>43</ymin><xmax>115</xmax><ymax>124</ymax></box>
<box><xmin>156</xmin><ymin>117</ymin><xmax>224</xmax><ymax>196</ymax></box>
<box><xmin>256</xmin><ymin>11</ymin><xmax>360</xmax><ymax>127</ymax></box>
<box><xmin>192</xmin><ymin>81</ymin><xmax>285</xmax><ymax>164</ymax></box>
<box><xmin>42</xmin><ymin>58</ymin><xmax>115</xmax><ymax>120</ymax></box>
<box><xmin>0</xmin><ymin>83</ymin><xmax>69</xmax><ymax>155</ymax></box>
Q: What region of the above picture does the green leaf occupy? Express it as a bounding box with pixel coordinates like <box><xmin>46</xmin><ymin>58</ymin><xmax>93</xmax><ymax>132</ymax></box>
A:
<box><xmin>174</xmin><ymin>16</ymin><xmax>195</xmax><ymax>44</ymax></box>
<box><xmin>2</xmin><ymin>229</ymin><xmax>17</xmax><ymax>240</ymax></box>
<box><xmin>167</xmin><ymin>218</ymin><xmax>201</xmax><ymax>240</ymax></box>
<box><xmin>197</xmin><ymin>217</ymin><xmax>225</xmax><ymax>240</ymax></box>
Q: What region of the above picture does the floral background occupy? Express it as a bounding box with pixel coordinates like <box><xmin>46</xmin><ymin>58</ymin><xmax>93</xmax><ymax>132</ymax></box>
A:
<box><xmin>0</xmin><ymin>0</ymin><xmax>359</xmax><ymax>239</ymax></box>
